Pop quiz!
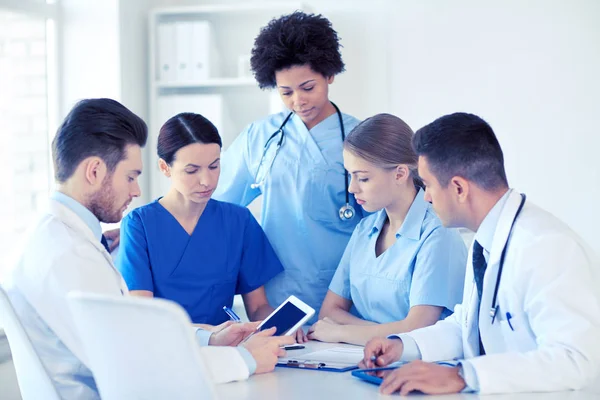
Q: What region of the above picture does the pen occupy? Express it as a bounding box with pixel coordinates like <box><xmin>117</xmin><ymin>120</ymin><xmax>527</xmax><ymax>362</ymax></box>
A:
<box><xmin>222</xmin><ymin>306</ymin><xmax>241</xmax><ymax>322</ymax></box>
<box><xmin>506</xmin><ymin>312</ymin><xmax>514</xmax><ymax>331</ymax></box>
<box><xmin>286</xmin><ymin>360</ymin><xmax>325</xmax><ymax>369</ymax></box>
<box><xmin>282</xmin><ymin>345</ymin><xmax>305</xmax><ymax>350</ymax></box>
<box><xmin>368</xmin><ymin>355</ymin><xmax>378</xmax><ymax>367</ymax></box>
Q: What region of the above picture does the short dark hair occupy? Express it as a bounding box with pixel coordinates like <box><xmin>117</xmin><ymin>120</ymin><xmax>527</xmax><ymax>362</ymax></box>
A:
<box><xmin>250</xmin><ymin>11</ymin><xmax>345</xmax><ymax>89</ymax></box>
<box><xmin>52</xmin><ymin>98</ymin><xmax>148</xmax><ymax>183</ymax></box>
<box><xmin>413</xmin><ymin>112</ymin><xmax>509</xmax><ymax>190</ymax></box>
<box><xmin>157</xmin><ymin>112</ymin><xmax>222</xmax><ymax>165</ymax></box>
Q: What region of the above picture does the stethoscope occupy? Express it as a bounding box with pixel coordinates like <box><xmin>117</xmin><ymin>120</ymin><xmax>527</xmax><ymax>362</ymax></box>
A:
<box><xmin>490</xmin><ymin>193</ymin><xmax>527</xmax><ymax>324</ymax></box>
<box><xmin>250</xmin><ymin>102</ymin><xmax>356</xmax><ymax>221</ymax></box>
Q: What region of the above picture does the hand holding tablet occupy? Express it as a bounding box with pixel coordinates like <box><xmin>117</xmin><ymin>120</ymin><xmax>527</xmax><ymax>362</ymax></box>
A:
<box><xmin>242</xmin><ymin>295</ymin><xmax>315</xmax><ymax>343</ymax></box>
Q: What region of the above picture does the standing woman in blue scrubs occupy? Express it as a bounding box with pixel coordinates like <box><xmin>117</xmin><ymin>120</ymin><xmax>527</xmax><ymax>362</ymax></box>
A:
<box><xmin>214</xmin><ymin>12</ymin><xmax>364</xmax><ymax>321</ymax></box>
<box><xmin>307</xmin><ymin>114</ymin><xmax>467</xmax><ymax>345</ymax></box>
<box><xmin>116</xmin><ymin>113</ymin><xmax>285</xmax><ymax>329</ymax></box>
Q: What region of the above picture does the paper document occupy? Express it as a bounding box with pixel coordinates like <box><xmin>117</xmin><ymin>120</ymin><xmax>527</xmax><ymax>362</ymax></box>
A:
<box><xmin>282</xmin><ymin>346</ymin><xmax>364</xmax><ymax>365</ymax></box>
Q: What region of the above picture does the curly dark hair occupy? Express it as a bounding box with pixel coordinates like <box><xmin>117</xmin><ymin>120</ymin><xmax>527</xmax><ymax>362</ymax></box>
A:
<box><xmin>250</xmin><ymin>11</ymin><xmax>345</xmax><ymax>89</ymax></box>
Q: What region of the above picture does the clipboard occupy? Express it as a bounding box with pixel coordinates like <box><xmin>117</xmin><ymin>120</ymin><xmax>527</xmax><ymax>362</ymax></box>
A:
<box><xmin>277</xmin><ymin>359</ymin><xmax>358</xmax><ymax>372</ymax></box>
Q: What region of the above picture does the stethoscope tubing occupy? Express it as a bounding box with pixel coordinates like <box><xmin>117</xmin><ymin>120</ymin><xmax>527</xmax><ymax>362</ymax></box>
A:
<box><xmin>490</xmin><ymin>193</ymin><xmax>527</xmax><ymax>324</ymax></box>
<box><xmin>254</xmin><ymin>102</ymin><xmax>355</xmax><ymax>220</ymax></box>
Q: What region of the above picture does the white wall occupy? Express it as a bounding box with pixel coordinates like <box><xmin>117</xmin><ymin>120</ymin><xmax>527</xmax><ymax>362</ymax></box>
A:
<box><xmin>59</xmin><ymin>0</ymin><xmax>163</xmax><ymax>211</ymax></box>
<box><xmin>59</xmin><ymin>0</ymin><xmax>120</xmax><ymax>114</ymax></box>
<box><xmin>299</xmin><ymin>0</ymin><xmax>392</xmax><ymax>119</ymax></box>
<box><xmin>61</xmin><ymin>0</ymin><xmax>600</xmax><ymax>254</ymax></box>
<box><xmin>60</xmin><ymin>0</ymin><xmax>392</xmax><ymax>204</ymax></box>
<box><xmin>168</xmin><ymin>0</ymin><xmax>600</xmax><ymax>255</ymax></box>
<box><xmin>185</xmin><ymin>0</ymin><xmax>392</xmax><ymax>119</ymax></box>
<box><xmin>387</xmin><ymin>0</ymin><xmax>600</xmax><ymax>255</ymax></box>
<box><xmin>117</xmin><ymin>0</ymin><xmax>167</xmax><ymax>208</ymax></box>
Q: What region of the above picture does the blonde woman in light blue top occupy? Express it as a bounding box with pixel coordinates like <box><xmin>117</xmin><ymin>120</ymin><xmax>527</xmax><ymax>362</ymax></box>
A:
<box><xmin>307</xmin><ymin>114</ymin><xmax>467</xmax><ymax>345</ymax></box>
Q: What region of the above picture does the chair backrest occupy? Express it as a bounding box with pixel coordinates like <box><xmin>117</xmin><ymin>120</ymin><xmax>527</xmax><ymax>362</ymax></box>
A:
<box><xmin>0</xmin><ymin>287</ymin><xmax>60</xmax><ymax>400</ymax></box>
<box><xmin>67</xmin><ymin>292</ymin><xmax>218</xmax><ymax>400</ymax></box>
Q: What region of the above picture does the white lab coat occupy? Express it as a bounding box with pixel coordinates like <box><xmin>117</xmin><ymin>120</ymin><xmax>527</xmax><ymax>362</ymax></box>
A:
<box><xmin>4</xmin><ymin>199</ymin><xmax>249</xmax><ymax>399</ymax></box>
<box><xmin>400</xmin><ymin>190</ymin><xmax>600</xmax><ymax>394</ymax></box>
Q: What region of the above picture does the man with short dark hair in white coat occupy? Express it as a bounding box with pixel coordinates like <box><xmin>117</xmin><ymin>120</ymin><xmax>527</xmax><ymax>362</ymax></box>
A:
<box><xmin>3</xmin><ymin>98</ymin><xmax>293</xmax><ymax>399</ymax></box>
<box><xmin>361</xmin><ymin>112</ymin><xmax>600</xmax><ymax>395</ymax></box>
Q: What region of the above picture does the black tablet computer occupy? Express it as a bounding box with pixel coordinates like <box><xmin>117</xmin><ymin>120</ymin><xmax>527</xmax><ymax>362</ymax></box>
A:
<box><xmin>351</xmin><ymin>366</ymin><xmax>402</xmax><ymax>385</ymax></box>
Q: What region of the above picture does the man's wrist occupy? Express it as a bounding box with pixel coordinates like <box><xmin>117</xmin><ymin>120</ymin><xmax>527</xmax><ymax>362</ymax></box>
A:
<box><xmin>195</xmin><ymin>328</ymin><xmax>214</xmax><ymax>347</ymax></box>
<box><xmin>456</xmin><ymin>365</ymin><xmax>467</xmax><ymax>387</ymax></box>
<box><xmin>456</xmin><ymin>361</ymin><xmax>479</xmax><ymax>392</ymax></box>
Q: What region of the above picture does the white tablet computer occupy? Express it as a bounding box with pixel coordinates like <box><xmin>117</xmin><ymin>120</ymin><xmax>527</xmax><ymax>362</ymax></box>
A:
<box><xmin>258</xmin><ymin>295</ymin><xmax>315</xmax><ymax>336</ymax></box>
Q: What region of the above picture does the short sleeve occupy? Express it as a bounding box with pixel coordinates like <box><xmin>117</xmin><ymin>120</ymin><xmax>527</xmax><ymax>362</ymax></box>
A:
<box><xmin>213</xmin><ymin>123</ymin><xmax>261</xmax><ymax>207</ymax></box>
<box><xmin>328</xmin><ymin>227</ymin><xmax>360</xmax><ymax>300</ymax></box>
<box><xmin>409</xmin><ymin>227</ymin><xmax>467</xmax><ymax>310</ymax></box>
<box><xmin>235</xmin><ymin>211</ymin><xmax>284</xmax><ymax>294</ymax></box>
<box><xmin>115</xmin><ymin>211</ymin><xmax>154</xmax><ymax>292</ymax></box>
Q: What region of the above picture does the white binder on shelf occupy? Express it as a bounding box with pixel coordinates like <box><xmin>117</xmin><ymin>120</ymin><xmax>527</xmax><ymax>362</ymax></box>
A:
<box><xmin>191</xmin><ymin>21</ymin><xmax>211</xmax><ymax>80</ymax></box>
<box><xmin>157</xmin><ymin>22</ymin><xmax>176</xmax><ymax>82</ymax></box>
<box><xmin>174</xmin><ymin>21</ymin><xmax>194</xmax><ymax>82</ymax></box>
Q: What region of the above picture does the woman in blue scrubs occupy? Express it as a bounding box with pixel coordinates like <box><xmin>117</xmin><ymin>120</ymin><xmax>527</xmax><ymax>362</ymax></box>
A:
<box><xmin>214</xmin><ymin>12</ymin><xmax>364</xmax><ymax>322</ymax></box>
<box><xmin>307</xmin><ymin>114</ymin><xmax>468</xmax><ymax>345</ymax></box>
<box><xmin>116</xmin><ymin>113</ymin><xmax>285</xmax><ymax>329</ymax></box>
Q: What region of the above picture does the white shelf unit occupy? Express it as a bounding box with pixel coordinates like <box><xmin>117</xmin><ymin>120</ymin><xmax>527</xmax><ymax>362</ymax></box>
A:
<box><xmin>153</xmin><ymin>77</ymin><xmax>257</xmax><ymax>89</ymax></box>
<box><xmin>148</xmin><ymin>2</ymin><xmax>306</xmax><ymax>200</ymax></box>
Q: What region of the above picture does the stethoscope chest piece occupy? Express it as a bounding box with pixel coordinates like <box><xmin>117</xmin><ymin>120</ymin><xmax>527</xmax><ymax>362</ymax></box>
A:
<box><xmin>254</xmin><ymin>102</ymin><xmax>356</xmax><ymax>223</ymax></box>
<box><xmin>339</xmin><ymin>203</ymin><xmax>356</xmax><ymax>221</ymax></box>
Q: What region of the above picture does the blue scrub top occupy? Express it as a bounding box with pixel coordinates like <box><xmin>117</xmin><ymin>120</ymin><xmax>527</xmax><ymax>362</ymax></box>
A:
<box><xmin>213</xmin><ymin>110</ymin><xmax>364</xmax><ymax>321</ymax></box>
<box><xmin>329</xmin><ymin>189</ymin><xmax>467</xmax><ymax>324</ymax></box>
<box><xmin>116</xmin><ymin>199</ymin><xmax>284</xmax><ymax>325</ymax></box>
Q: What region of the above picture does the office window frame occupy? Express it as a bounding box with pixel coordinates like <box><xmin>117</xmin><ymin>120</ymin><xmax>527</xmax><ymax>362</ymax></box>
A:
<box><xmin>0</xmin><ymin>0</ymin><xmax>59</xmax><ymax>279</ymax></box>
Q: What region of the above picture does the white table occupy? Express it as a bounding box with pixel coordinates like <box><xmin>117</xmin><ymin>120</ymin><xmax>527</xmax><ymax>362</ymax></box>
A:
<box><xmin>217</xmin><ymin>341</ymin><xmax>600</xmax><ymax>400</ymax></box>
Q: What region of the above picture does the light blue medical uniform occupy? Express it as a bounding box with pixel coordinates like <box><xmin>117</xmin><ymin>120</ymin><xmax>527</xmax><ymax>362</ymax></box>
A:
<box><xmin>116</xmin><ymin>198</ymin><xmax>283</xmax><ymax>325</ymax></box>
<box><xmin>214</xmin><ymin>110</ymin><xmax>363</xmax><ymax>321</ymax></box>
<box><xmin>329</xmin><ymin>189</ymin><xmax>467</xmax><ymax>323</ymax></box>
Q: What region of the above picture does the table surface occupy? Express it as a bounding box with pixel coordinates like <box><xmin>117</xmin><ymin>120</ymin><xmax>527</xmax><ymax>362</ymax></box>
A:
<box><xmin>217</xmin><ymin>341</ymin><xmax>600</xmax><ymax>400</ymax></box>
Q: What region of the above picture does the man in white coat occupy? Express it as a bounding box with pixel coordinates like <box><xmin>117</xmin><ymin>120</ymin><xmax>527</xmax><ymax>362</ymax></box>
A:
<box><xmin>361</xmin><ymin>112</ymin><xmax>600</xmax><ymax>395</ymax></box>
<box><xmin>3</xmin><ymin>98</ymin><xmax>293</xmax><ymax>399</ymax></box>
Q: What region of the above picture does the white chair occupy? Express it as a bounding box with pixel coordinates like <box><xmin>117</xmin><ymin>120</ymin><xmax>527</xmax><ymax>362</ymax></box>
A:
<box><xmin>67</xmin><ymin>292</ymin><xmax>218</xmax><ymax>400</ymax></box>
<box><xmin>0</xmin><ymin>286</ymin><xmax>60</xmax><ymax>400</ymax></box>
